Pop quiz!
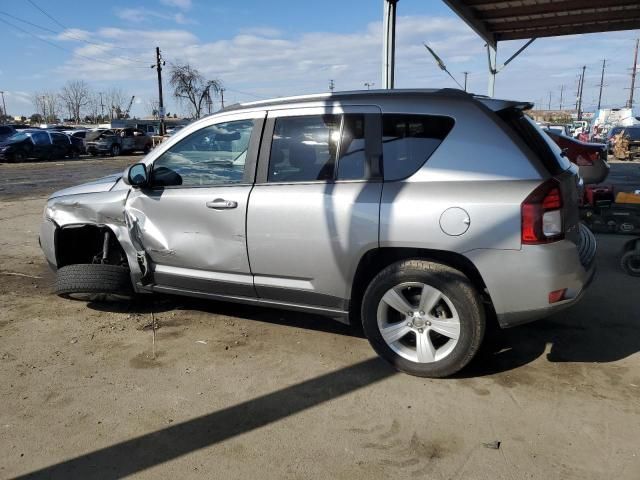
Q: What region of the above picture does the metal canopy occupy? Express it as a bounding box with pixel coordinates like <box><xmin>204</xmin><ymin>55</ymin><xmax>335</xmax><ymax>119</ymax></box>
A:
<box><xmin>442</xmin><ymin>0</ymin><xmax>640</xmax><ymax>49</ymax></box>
<box><xmin>382</xmin><ymin>0</ymin><xmax>640</xmax><ymax>96</ymax></box>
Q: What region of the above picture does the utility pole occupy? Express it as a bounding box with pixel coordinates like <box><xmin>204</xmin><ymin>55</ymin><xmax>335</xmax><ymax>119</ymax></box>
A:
<box><xmin>627</xmin><ymin>38</ymin><xmax>639</xmax><ymax>109</ymax></box>
<box><xmin>559</xmin><ymin>84</ymin><xmax>564</xmax><ymax>110</ymax></box>
<box><xmin>152</xmin><ymin>47</ymin><xmax>166</xmax><ymax>135</ymax></box>
<box><xmin>0</xmin><ymin>91</ymin><xmax>6</xmax><ymax>124</ymax></box>
<box><xmin>364</xmin><ymin>82</ymin><xmax>374</xmax><ymax>90</ymax></box>
<box><xmin>577</xmin><ymin>65</ymin><xmax>586</xmax><ymax>121</ymax></box>
<box><xmin>329</xmin><ymin>79</ymin><xmax>335</xmax><ymax>92</ymax></box>
<box><xmin>462</xmin><ymin>71</ymin><xmax>469</xmax><ymax>92</ymax></box>
<box><xmin>548</xmin><ymin>91</ymin><xmax>552</xmax><ymax>110</ymax></box>
<box><xmin>41</xmin><ymin>95</ymin><xmax>47</xmax><ymax>123</ymax></box>
<box><xmin>220</xmin><ymin>88</ymin><xmax>225</xmax><ymax>109</ymax></box>
<box><xmin>98</xmin><ymin>92</ymin><xmax>105</xmax><ymax>123</ymax></box>
<box><xmin>597</xmin><ymin>59</ymin><xmax>606</xmax><ymax>111</ymax></box>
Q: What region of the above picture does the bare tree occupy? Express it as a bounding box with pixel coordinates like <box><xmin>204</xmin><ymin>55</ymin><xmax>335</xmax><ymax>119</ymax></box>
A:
<box><xmin>33</xmin><ymin>91</ymin><xmax>60</xmax><ymax>123</ymax></box>
<box><xmin>104</xmin><ymin>88</ymin><xmax>128</xmax><ymax>120</ymax></box>
<box><xmin>169</xmin><ymin>64</ymin><xmax>222</xmax><ymax>119</ymax></box>
<box><xmin>59</xmin><ymin>80</ymin><xmax>91</xmax><ymax>123</ymax></box>
<box><xmin>85</xmin><ymin>92</ymin><xmax>102</xmax><ymax>124</ymax></box>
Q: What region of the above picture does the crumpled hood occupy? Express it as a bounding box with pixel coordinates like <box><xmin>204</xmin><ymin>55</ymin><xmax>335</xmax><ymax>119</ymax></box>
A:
<box><xmin>49</xmin><ymin>173</ymin><xmax>122</xmax><ymax>199</ymax></box>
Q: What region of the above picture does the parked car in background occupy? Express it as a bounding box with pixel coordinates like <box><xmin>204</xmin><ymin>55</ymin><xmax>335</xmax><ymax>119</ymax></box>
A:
<box><xmin>0</xmin><ymin>129</ymin><xmax>74</xmax><ymax>162</ymax></box>
<box><xmin>0</xmin><ymin>125</ymin><xmax>17</xmax><ymax>142</ymax></box>
<box><xmin>544</xmin><ymin>124</ymin><xmax>568</xmax><ymax>136</ymax></box>
<box><xmin>606</xmin><ymin>126</ymin><xmax>624</xmax><ymax>153</ymax></box>
<box><xmin>543</xmin><ymin>129</ymin><xmax>609</xmax><ymax>184</ymax></box>
<box><xmin>64</xmin><ymin>129</ymin><xmax>89</xmax><ymax>155</ymax></box>
<box><xmin>86</xmin><ymin>128</ymin><xmax>152</xmax><ymax>156</ymax></box>
<box><xmin>613</xmin><ymin>127</ymin><xmax>640</xmax><ymax>161</ymax></box>
<box><xmin>40</xmin><ymin>89</ymin><xmax>596</xmax><ymax>378</ymax></box>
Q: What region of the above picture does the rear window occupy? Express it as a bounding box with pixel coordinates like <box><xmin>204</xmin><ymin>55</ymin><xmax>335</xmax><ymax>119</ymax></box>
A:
<box><xmin>624</xmin><ymin>128</ymin><xmax>640</xmax><ymax>141</ymax></box>
<box><xmin>499</xmin><ymin>110</ymin><xmax>571</xmax><ymax>174</ymax></box>
<box><xmin>382</xmin><ymin>114</ymin><xmax>454</xmax><ymax>181</ymax></box>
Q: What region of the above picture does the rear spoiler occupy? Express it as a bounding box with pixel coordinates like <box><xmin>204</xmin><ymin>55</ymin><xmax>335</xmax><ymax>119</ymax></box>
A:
<box><xmin>474</xmin><ymin>97</ymin><xmax>534</xmax><ymax>113</ymax></box>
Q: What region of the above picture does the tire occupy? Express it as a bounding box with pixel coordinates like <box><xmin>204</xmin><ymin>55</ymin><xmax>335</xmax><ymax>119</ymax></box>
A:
<box><xmin>110</xmin><ymin>144</ymin><xmax>121</xmax><ymax>157</ymax></box>
<box><xmin>143</xmin><ymin>144</ymin><xmax>151</xmax><ymax>154</ymax></box>
<box><xmin>621</xmin><ymin>250</ymin><xmax>640</xmax><ymax>277</ymax></box>
<box><xmin>90</xmin><ymin>151</ymin><xmax>98</xmax><ymax>157</ymax></box>
<box><xmin>9</xmin><ymin>151</ymin><xmax>25</xmax><ymax>163</ymax></box>
<box><xmin>54</xmin><ymin>264</ymin><xmax>133</xmax><ymax>301</ymax></box>
<box><xmin>361</xmin><ymin>260</ymin><xmax>485</xmax><ymax>378</ymax></box>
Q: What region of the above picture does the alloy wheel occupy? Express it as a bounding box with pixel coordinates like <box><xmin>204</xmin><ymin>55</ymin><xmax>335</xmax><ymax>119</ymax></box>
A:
<box><xmin>376</xmin><ymin>282</ymin><xmax>461</xmax><ymax>363</ymax></box>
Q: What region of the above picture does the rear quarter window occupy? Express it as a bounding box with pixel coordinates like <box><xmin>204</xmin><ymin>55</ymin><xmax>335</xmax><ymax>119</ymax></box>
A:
<box><xmin>382</xmin><ymin>114</ymin><xmax>454</xmax><ymax>181</ymax></box>
<box><xmin>499</xmin><ymin>110</ymin><xmax>571</xmax><ymax>174</ymax></box>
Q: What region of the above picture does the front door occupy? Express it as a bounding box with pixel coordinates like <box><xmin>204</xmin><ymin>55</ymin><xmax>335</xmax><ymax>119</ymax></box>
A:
<box><xmin>125</xmin><ymin>112</ymin><xmax>265</xmax><ymax>297</ymax></box>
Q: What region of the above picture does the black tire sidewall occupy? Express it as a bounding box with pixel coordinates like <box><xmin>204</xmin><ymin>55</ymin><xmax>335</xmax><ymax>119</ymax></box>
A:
<box><xmin>362</xmin><ymin>261</ymin><xmax>484</xmax><ymax>378</ymax></box>
<box><xmin>55</xmin><ymin>263</ymin><xmax>132</xmax><ymax>298</ymax></box>
<box><xmin>621</xmin><ymin>251</ymin><xmax>640</xmax><ymax>276</ymax></box>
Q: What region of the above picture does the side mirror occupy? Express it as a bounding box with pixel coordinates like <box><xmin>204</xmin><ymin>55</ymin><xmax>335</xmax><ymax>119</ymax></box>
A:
<box><xmin>123</xmin><ymin>163</ymin><xmax>148</xmax><ymax>187</ymax></box>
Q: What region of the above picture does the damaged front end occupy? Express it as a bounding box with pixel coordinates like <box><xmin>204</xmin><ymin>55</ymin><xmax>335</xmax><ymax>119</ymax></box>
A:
<box><xmin>40</xmin><ymin>177</ymin><xmax>151</xmax><ymax>292</ymax></box>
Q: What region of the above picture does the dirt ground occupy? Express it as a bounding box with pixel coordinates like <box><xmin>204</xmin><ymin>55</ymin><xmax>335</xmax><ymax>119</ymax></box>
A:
<box><xmin>1</xmin><ymin>157</ymin><xmax>639</xmax><ymax>480</ymax></box>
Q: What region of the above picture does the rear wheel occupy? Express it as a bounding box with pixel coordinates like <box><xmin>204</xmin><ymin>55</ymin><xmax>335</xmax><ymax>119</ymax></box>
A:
<box><xmin>621</xmin><ymin>249</ymin><xmax>640</xmax><ymax>277</ymax></box>
<box><xmin>143</xmin><ymin>144</ymin><xmax>151</xmax><ymax>154</ymax></box>
<box><xmin>361</xmin><ymin>260</ymin><xmax>485</xmax><ymax>378</ymax></box>
<box><xmin>54</xmin><ymin>264</ymin><xmax>133</xmax><ymax>302</ymax></box>
<box><xmin>110</xmin><ymin>144</ymin><xmax>121</xmax><ymax>157</ymax></box>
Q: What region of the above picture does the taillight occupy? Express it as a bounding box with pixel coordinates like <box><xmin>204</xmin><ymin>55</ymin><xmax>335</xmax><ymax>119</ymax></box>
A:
<box><xmin>521</xmin><ymin>180</ymin><xmax>564</xmax><ymax>244</ymax></box>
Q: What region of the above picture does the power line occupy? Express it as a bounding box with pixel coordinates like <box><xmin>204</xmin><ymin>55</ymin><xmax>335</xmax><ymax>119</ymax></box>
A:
<box><xmin>0</xmin><ymin>16</ymin><xmax>150</xmax><ymax>69</ymax></box>
<box><xmin>0</xmin><ymin>10</ymin><xmax>149</xmax><ymax>64</ymax></box>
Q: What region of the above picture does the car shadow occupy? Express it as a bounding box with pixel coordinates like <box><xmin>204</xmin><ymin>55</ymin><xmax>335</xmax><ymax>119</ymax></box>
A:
<box><xmin>87</xmin><ymin>294</ymin><xmax>362</xmax><ymax>338</ymax></box>
<box><xmin>87</xmin><ymin>235</ymin><xmax>639</xmax><ymax>376</ymax></box>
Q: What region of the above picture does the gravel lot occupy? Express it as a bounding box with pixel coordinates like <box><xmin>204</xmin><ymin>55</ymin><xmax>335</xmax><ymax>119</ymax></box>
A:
<box><xmin>1</xmin><ymin>157</ymin><xmax>639</xmax><ymax>479</ymax></box>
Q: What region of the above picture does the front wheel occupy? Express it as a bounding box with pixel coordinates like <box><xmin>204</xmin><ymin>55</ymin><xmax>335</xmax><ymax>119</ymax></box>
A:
<box><xmin>361</xmin><ymin>260</ymin><xmax>485</xmax><ymax>378</ymax></box>
<box><xmin>9</xmin><ymin>151</ymin><xmax>25</xmax><ymax>163</ymax></box>
<box><xmin>54</xmin><ymin>264</ymin><xmax>133</xmax><ymax>302</ymax></box>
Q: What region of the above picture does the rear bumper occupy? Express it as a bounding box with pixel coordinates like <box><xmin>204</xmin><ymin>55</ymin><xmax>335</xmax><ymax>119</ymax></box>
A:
<box><xmin>465</xmin><ymin>225</ymin><xmax>597</xmax><ymax>328</ymax></box>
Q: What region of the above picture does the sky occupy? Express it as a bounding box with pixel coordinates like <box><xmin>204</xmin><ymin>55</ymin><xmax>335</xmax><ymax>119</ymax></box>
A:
<box><xmin>0</xmin><ymin>0</ymin><xmax>639</xmax><ymax>119</ymax></box>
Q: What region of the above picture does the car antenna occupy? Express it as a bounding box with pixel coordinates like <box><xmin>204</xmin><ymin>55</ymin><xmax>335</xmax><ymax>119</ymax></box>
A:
<box><xmin>423</xmin><ymin>43</ymin><xmax>465</xmax><ymax>90</ymax></box>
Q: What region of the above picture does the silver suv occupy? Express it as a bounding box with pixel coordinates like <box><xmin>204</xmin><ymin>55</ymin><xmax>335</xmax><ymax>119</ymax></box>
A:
<box><xmin>40</xmin><ymin>89</ymin><xmax>596</xmax><ymax>377</ymax></box>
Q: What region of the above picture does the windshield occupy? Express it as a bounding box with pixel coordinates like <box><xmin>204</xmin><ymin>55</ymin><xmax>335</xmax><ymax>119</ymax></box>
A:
<box><xmin>6</xmin><ymin>132</ymin><xmax>30</xmax><ymax>142</ymax></box>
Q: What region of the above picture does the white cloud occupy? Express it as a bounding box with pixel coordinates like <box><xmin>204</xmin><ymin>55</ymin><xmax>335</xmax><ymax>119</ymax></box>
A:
<box><xmin>160</xmin><ymin>0</ymin><xmax>192</xmax><ymax>9</ymax></box>
<box><xmin>116</xmin><ymin>6</ymin><xmax>195</xmax><ymax>24</ymax></box>
<box><xmin>54</xmin><ymin>28</ymin><xmax>92</xmax><ymax>42</ymax></box>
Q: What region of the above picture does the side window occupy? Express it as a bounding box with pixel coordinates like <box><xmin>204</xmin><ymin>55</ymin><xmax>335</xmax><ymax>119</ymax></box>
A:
<box><xmin>382</xmin><ymin>114</ymin><xmax>454</xmax><ymax>181</ymax></box>
<box><xmin>268</xmin><ymin>115</ymin><xmax>339</xmax><ymax>182</ymax></box>
<box><xmin>337</xmin><ymin>114</ymin><xmax>366</xmax><ymax>180</ymax></box>
<box><xmin>51</xmin><ymin>133</ymin><xmax>69</xmax><ymax>146</ymax></box>
<box><xmin>151</xmin><ymin>119</ymin><xmax>255</xmax><ymax>187</ymax></box>
<box><xmin>31</xmin><ymin>132</ymin><xmax>51</xmax><ymax>145</ymax></box>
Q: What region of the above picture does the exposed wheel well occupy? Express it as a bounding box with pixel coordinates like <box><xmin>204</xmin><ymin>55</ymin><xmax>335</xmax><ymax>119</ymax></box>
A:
<box><xmin>349</xmin><ymin>247</ymin><xmax>495</xmax><ymax>325</ymax></box>
<box><xmin>56</xmin><ymin>224</ymin><xmax>128</xmax><ymax>269</ymax></box>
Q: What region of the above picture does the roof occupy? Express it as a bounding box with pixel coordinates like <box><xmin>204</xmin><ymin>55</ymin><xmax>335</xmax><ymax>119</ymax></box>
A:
<box><xmin>221</xmin><ymin>88</ymin><xmax>532</xmax><ymax>113</ymax></box>
<box><xmin>443</xmin><ymin>0</ymin><xmax>640</xmax><ymax>48</ymax></box>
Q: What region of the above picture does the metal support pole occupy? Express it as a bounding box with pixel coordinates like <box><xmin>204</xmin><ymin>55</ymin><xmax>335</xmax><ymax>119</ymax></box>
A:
<box><xmin>382</xmin><ymin>0</ymin><xmax>398</xmax><ymax>89</ymax></box>
<box><xmin>486</xmin><ymin>44</ymin><xmax>497</xmax><ymax>97</ymax></box>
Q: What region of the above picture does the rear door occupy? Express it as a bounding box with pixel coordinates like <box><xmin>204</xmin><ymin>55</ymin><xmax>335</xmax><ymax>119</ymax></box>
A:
<box><xmin>125</xmin><ymin>111</ymin><xmax>265</xmax><ymax>296</ymax></box>
<box><xmin>50</xmin><ymin>132</ymin><xmax>70</xmax><ymax>158</ymax></box>
<box><xmin>247</xmin><ymin>106</ymin><xmax>382</xmax><ymax>310</ymax></box>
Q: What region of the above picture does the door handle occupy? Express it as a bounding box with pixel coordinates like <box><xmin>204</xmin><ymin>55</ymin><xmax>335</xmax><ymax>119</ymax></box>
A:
<box><xmin>206</xmin><ymin>198</ymin><xmax>238</xmax><ymax>209</ymax></box>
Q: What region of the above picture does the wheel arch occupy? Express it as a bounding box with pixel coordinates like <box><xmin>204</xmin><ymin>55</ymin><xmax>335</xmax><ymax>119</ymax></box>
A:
<box><xmin>55</xmin><ymin>223</ymin><xmax>128</xmax><ymax>269</ymax></box>
<box><xmin>349</xmin><ymin>247</ymin><xmax>493</xmax><ymax>325</ymax></box>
